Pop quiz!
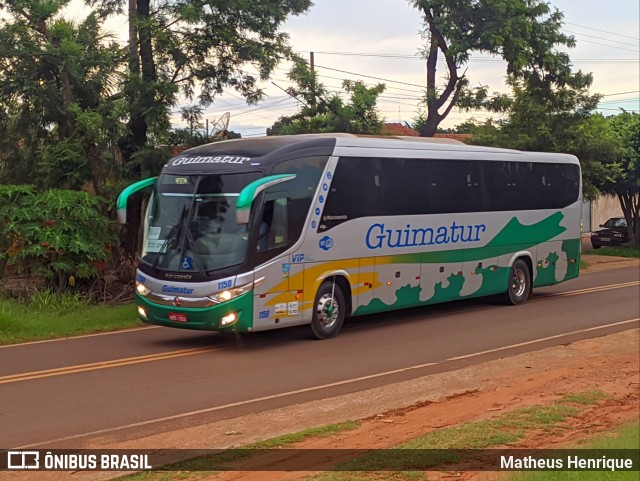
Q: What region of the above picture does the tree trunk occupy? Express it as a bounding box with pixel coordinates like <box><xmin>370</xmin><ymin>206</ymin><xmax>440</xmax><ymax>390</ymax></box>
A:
<box><xmin>419</xmin><ymin>10</ymin><xmax>461</xmax><ymax>137</ymax></box>
<box><xmin>120</xmin><ymin>0</ymin><xmax>156</xmax><ymax>258</ymax></box>
<box><xmin>618</xmin><ymin>193</ymin><xmax>640</xmax><ymax>247</ymax></box>
<box><xmin>421</xmin><ymin>32</ymin><xmax>439</xmax><ymax>137</ymax></box>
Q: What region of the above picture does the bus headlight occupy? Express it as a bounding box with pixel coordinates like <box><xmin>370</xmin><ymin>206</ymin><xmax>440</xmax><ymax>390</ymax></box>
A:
<box><xmin>209</xmin><ymin>277</ymin><xmax>264</xmax><ymax>304</ymax></box>
<box><xmin>136</xmin><ymin>282</ymin><xmax>150</xmax><ymax>296</ymax></box>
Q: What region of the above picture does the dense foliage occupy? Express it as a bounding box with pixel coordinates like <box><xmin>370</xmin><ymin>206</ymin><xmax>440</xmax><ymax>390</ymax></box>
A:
<box><xmin>268</xmin><ymin>59</ymin><xmax>386</xmax><ymax>135</ymax></box>
<box><xmin>411</xmin><ymin>0</ymin><xmax>589</xmax><ymax>136</ymax></box>
<box><xmin>0</xmin><ymin>185</ymin><xmax>114</xmax><ymax>292</ymax></box>
<box><xmin>0</xmin><ymin>0</ymin><xmax>311</xmax><ymax>296</ymax></box>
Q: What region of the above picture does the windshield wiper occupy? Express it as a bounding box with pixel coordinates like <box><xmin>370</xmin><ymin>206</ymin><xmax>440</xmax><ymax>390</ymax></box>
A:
<box><xmin>180</xmin><ymin>217</ymin><xmax>207</xmax><ymax>277</ymax></box>
<box><xmin>177</xmin><ymin>177</ymin><xmax>207</xmax><ymax>277</ymax></box>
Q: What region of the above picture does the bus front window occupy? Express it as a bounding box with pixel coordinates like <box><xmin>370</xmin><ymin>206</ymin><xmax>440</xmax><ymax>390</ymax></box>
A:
<box><xmin>141</xmin><ymin>173</ymin><xmax>260</xmax><ymax>273</ymax></box>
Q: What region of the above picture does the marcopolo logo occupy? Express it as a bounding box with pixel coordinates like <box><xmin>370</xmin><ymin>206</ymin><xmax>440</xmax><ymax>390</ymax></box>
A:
<box><xmin>319</xmin><ymin>236</ymin><xmax>333</xmax><ymax>251</ymax></box>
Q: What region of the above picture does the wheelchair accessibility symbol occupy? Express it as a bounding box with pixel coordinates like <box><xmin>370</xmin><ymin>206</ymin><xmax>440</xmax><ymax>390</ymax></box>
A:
<box><xmin>181</xmin><ymin>256</ymin><xmax>194</xmax><ymax>270</ymax></box>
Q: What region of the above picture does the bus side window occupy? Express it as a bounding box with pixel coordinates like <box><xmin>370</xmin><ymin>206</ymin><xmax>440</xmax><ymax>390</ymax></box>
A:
<box><xmin>257</xmin><ymin>197</ymin><xmax>288</xmax><ymax>251</ymax></box>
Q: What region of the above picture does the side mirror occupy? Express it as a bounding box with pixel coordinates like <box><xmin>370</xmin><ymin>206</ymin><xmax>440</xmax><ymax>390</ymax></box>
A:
<box><xmin>236</xmin><ymin>174</ymin><xmax>296</xmax><ymax>224</ymax></box>
<box><xmin>116</xmin><ymin>177</ymin><xmax>157</xmax><ymax>224</ymax></box>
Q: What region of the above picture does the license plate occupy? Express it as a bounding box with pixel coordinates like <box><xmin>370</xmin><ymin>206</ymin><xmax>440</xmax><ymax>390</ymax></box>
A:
<box><xmin>601</xmin><ymin>238</ymin><xmax>610</xmax><ymax>242</ymax></box>
<box><xmin>168</xmin><ymin>312</ymin><xmax>188</xmax><ymax>322</ymax></box>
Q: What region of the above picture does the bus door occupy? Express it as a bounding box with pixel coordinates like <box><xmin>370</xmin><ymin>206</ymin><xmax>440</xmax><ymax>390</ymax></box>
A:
<box><xmin>252</xmin><ymin>193</ymin><xmax>302</xmax><ymax>330</ymax></box>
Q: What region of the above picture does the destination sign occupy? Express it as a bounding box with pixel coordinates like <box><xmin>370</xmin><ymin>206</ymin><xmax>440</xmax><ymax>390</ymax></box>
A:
<box><xmin>171</xmin><ymin>155</ymin><xmax>251</xmax><ymax>166</ymax></box>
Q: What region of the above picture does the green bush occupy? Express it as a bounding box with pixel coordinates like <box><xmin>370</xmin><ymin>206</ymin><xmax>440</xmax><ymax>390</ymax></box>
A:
<box><xmin>0</xmin><ymin>185</ymin><xmax>115</xmax><ymax>292</ymax></box>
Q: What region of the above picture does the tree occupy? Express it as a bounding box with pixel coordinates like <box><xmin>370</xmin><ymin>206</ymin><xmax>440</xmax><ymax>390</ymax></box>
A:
<box><xmin>181</xmin><ymin>105</ymin><xmax>204</xmax><ymax>137</ymax></box>
<box><xmin>596</xmin><ymin>112</ymin><xmax>640</xmax><ymax>246</ymax></box>
<box><xmin>88</xmin><ymin>0</ymin><xmax>312</xmax><ymax>165</ymax></box>
<box><xmin>410</xmin><ymin>0</ymin><xmax>586</xmax><ymax>136</ymax></box>
<box><xmin>268</xmin><ymin>59</ymin><xmax>386</xmax><ymax>135</ymax></box>
<box><xmin>0</xmin><ymin>0</ymin><xmax>125</xmax><ymax>194</ymax></box>
<box><xmin>86</xmin><ymin>0</ymin><xmax>311</xmax><ymax>256</ymax></box>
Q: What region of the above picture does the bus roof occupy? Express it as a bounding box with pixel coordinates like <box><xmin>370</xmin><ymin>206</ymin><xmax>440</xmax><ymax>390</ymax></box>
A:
<box><xmin>161</xmin><ymin>134</ymin><xmax>578</xmax><ymax>175</ymax></box>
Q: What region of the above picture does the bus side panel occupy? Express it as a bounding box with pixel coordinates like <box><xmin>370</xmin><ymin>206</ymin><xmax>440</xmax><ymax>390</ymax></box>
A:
<box><xmin>533</xmin><ymin>203</ymin><xmax>581</xmax><ymax>287</ymax></box>
<box><xmin>534</xmin><ymin>240</ymin><xmax>567</xmax><ymax>287</ymax></box>
<box><xmin>252</xmin><ymin>259</ymin><xmax>305</xmax><ymax>331</ymax></box>
<box><xmin>262</xmin><ymin>259</ymin><xmax>361</xmax><ymax>323</ymax></box>
<box><xmin>354</xmin><ymin>257</ymin><xmax>375</xmax><ymax>314</ymax></box>
<box><xmin>367</xmin><ymin>256</ymin><xmax>422</xmax><ymax>312</ymax></box>
<box><xmin>419</xmin><ymin>257</ymin><xmax>463</xmax><ymax>306</ymax></box>
<box><xmin>459</xmin><ymin>246</ymin><xmax>503</xmax><ymax>299</ymax></box>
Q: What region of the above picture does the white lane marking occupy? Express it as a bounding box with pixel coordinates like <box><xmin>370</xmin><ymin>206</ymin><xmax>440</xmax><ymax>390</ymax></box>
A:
<box><xmin>447</xmin><ymin>318</ymin><xmax>640</xmax><ymax>361</ymax></box>
<box><xmin>0</xmin><ymin>326</ymin><xmax>160</xmax><ymax>349</ymax></box>
<box><xmin>17</xmin><ymin>317</ymin><xmax>639</xmax><ymax>449</ymax></box>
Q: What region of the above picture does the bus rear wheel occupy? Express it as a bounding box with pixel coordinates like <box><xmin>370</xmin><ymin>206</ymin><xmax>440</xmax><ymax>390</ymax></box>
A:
<box><xmin>311</xmin><ymin>280</ymin><xmax>345</xmax><ymax>340</ymax></box>
<box><xmin>505</xmin><ymin>259</ymin><xmax>531</xmax><ymax>305</ymax></box>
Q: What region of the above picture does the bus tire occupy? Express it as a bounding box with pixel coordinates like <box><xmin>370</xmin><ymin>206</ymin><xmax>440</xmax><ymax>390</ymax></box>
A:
<box><xmin>505</xmin><ymin>259</ymin><xmax>531</xmax><ymax>305</ymax></box>
<box><xmin>311</xmin><ymin>280</ymin><xmax>346</xmax><ymax>340</ymax></box>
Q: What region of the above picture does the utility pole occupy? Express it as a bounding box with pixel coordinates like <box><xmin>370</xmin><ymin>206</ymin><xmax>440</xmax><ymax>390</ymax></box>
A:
<box><xmin>310</xmin><ymin>51</ymin><xmax>316</xmax><ymax>110</ymax></box>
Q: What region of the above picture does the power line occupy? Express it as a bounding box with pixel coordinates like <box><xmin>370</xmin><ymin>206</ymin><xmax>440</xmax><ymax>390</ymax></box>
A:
<box><xmin>572</xmin><ymin>38</ymin><xmax>639</xmax><ymax>53</ymax></box>
<box><xmin>565</xmin><ymin>30</ymin><xmax>639</xmax><ymax>48</ymax></box>
<box><xmin>601</xmin><ymin>90</ymin><xmax>639</xmax><ymax>97</ymax></box>
<box><xmin>315</xmin><ymin>64</ymin><xmax>425</xmax><ymax>89</ymax></box>
<box><xmin>565</xmin><ymin>22</ymin><xmax>640</xmax><ymax>42</ymax></box>
<box><xmin>309</xmin><ymin>50</ymin><xmax>638</xmax><ymax>63</ymax></box>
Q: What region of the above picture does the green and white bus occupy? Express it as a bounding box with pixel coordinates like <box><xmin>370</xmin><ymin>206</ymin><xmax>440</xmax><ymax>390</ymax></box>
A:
<box><xmin>117</xmin><ymin>134</ymin><xmax>582</xmax><ymax>339</ymax></box>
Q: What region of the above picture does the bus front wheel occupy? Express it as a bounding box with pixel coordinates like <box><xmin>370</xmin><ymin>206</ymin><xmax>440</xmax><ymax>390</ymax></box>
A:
<box><xmin>505</xmin><ymin>259</ymin><xmax>531</xmax><ymax>305</ymax></box>
<box><xmin>311</xmin><ymin>280</ymin><xmax>346</xmax><ymax>340</ymax></box>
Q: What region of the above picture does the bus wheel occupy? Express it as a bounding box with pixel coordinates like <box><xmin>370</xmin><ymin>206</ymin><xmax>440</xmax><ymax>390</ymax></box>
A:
<box><xmin>505</xmin><ymin>259</ymin><xmax>531</xmax><ymax>305</ymax></box>
<box><xmin>311</xmin><ymin>280</ymin><xmax>346</xmax><ymax>339</ymax></box>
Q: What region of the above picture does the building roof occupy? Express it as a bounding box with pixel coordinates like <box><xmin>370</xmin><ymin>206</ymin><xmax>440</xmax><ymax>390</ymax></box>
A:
<box><xmin>382</xmin><ymin>123</ymin><xmax>419</xmax><ymax>137</ymax></box>
<box><xmin>434</xmin><ymin>133</ymin><xmax>474</xmax><ymax>143</ymax></box>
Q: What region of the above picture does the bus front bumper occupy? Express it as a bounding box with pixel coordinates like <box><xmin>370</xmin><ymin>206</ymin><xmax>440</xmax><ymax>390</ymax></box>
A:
<box><xmin>135</xmin><ymin>291</ymin><xmax>253</xmax><ymax>332</ymax></box>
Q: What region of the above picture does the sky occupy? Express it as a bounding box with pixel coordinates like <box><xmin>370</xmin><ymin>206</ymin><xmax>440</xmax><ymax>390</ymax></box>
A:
<box><xmin>68</xmin><ymin>0</ymin><xmax>640</xmax><ymax>138</ymax></box>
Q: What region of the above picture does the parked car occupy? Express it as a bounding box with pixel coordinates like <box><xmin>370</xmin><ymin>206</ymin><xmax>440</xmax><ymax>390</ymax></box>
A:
<box><xmin>590</xmin><ymin>217</ymin><xmax>628</xmax><ymax>249</ymax></box>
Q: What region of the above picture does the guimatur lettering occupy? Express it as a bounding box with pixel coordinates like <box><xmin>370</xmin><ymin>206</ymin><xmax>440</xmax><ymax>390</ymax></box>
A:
<box><xmin>365</xmin><ymin>222</ymin><xmax>487</xmax><ymax>250</ymax></box>
<box><xmin>171</xmin><ymin>155</ymin><xmax>250</xmax><ymax>166</ymax></box>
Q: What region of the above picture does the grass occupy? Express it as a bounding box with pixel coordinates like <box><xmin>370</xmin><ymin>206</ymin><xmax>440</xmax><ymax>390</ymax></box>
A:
<box><xmin>583</xmin><ymin>246</ymin><xmax>640</xmax><ymax>258</ymax></box>
<box><xmin>505</xmin><ymin>421</ymin><xmax>640</xmax><ymax>481</ymax></box>
<box><xmin>116</xmin><ymin>421</ymin><xmax>361</xmax><ymax>481</ymax></box>
<box><xmin>0</xmin><ymin>292</ymin><xmax>140</xmax><ymax>345</ymax></box>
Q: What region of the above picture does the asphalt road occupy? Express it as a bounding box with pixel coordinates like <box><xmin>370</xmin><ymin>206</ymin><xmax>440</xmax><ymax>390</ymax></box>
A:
<box><xmin>1</xmin><ymin>266</ymin><xmax>638</xmax><ymax>449</ymax></box>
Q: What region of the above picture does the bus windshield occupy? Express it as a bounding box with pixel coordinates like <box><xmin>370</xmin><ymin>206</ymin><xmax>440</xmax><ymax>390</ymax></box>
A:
<box><xmin>141</xmin><ymin>172</ymin><xmax>260</xmax><ymax>273</ymax></box>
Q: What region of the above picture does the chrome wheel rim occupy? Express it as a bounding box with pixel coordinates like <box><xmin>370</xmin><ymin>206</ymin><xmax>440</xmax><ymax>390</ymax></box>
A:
<box><xmin>511</xmin><ymin>268</ymin><xmax>527</xmax><ymax>298</ymax></box>
<box><xmin>316</xmin><ymin>293</ymin><xmax>339</xmax><ymax>328</ymax></box>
